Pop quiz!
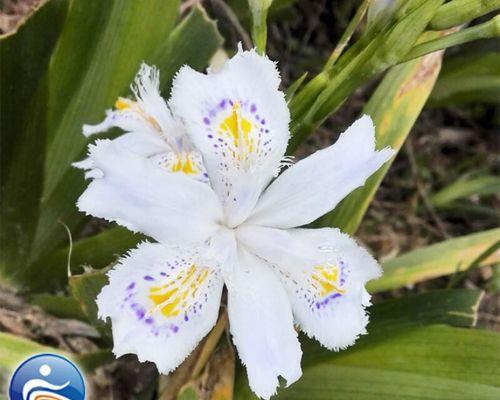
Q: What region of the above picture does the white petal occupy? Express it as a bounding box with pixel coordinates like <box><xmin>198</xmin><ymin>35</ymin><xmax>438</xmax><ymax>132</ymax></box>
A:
<box><xmin>112</xmin><ymin>131</ymin><xmax>169</xmax><ymax>156</ymax></box>
<box><xmin>227</xmin><ymin>247</ymin><xmax>302</xmax><ymax>399</ymax></box>
<box><xmin>77</xmin><ymin>139</ymin><xmax>222</xmax><ymax>245</ymax></box>
<box><xmin>238</xmin><ymin>225</ymin><xmax>380</xmax><ymax>350</ymax></box>
<box><xmin>97</xmin><ymin>242</ymin><xmax>224</xmax><ymax>373</ymax></box>
<box><xmin>83</xmin><ymin>63</ymin><xmax>174</xmax><ymax>138</ymax></box>
<box><xmin>170</xmin><ymin>47</ymin><xmax>290</xmax><ymax>227</ymax></box>
<box><xmin>74</xmin><ymin>131</ymin><xmax>168</xmax><ymax>175</ymax></box>
<box><xmin>248</xmin><ymin>115</ymin><xmax>395</xmax><ymax>228</ymax></box>
<box><xmin>82</xmin><ymin>107</ymin><xmax>156</xmax><ymax>138</ymax></box>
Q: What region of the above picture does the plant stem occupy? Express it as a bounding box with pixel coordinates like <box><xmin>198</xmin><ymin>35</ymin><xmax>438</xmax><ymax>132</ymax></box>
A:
<box><xmin>430</xmin><ymin>0</ymin><xmax>500</xmax><ymax>30</ymax></box>
<box><xmin>403</xmin><ymin>15</ymin><xmax>500</xmax><ymax>62</ymax></box>
<box><xmin>324</xmin><ymin>0</ymin><xmax>372</xmax><ymax>71</ymax></box>
<box><xmin>252</xmin><ymin>8</ymin><xmax>268</xmax><ymax>54</ymax></box>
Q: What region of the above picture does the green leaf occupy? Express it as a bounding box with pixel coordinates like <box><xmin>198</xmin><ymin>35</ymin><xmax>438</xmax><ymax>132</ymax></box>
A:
<box><xmin>0</xmin><ymin>0</ymin><xmax>68</xmax><ymax>283</ymax></box>
<box><xmin>301</xmin><ymin>289</ymin><xmax>484</xmax><ymax>365</ymax></box>
<box><xmin>2</xmin><ymin>2</ymin><xmax>222</xmax><ymax>291</ymax></box>
<box><xmin>303</xmin><ymin>326</ymin><xmax>500</xmax><ymax>387</ymax></box>
<box><xmin>370</xmin><ymin>228</ymin><xmax>500</xmax><ymax>293</ymax></box>
<box><xmin>285</xmin><ymin>72</ymin><xmax>308</xmax><ymax>103</ymax></box>
<box><xmin>43</xmin><ymin>0</ymin><xmax>180</xmax><ymax>198</ymax></box>
<box><xmin>30</xmin><ymin>293</ymin><xmax>88</xmax><ymax>321</ymax></box>
<box><xmin>69</xmin><ymin>268</ymin><xmax>111</xmax><ymax>341</ymax></box>
<box><xmin>0</xmin><ymin>332</ymin><xmax>62</xmax><ymax>371</ymax></box>
<box><xmin>429</xmin><ymin>51</ymin><xmax>500</xmax><ymax>106</ymax></box>
<box><xmin>27</xmin><ymin>5</ymin><xmax>222</xmax><ymax>290</ymax></box>
<box><xmin>273</xmin><ymin>362</ymin><xmax>499</xmax><ymax>399</ymax></box>
<box><xmin>403</xmin><ymin>15</ymin><xmax>500</xmax><ymax>62</ymax></box>
<box><xmin>447</xmin><ymin>241</ymin><xmax>500</xmax><ymax>288</ymax></box>
<box><xmin>28</xmin><ymin>227</ymin><xmax>142</xmax><ymax>292</ymax></box>
<box><xmin>288</xmin><ymin>0</ymin><xmax>445</xmax><ymax>151</ymax></box>
<box><xmin>30</xmin><ymin>3</ymin><xmax>222</xmax><ymax>264</ymax></box>
<box><xmin>429</xmin><ymin>0</ymin><xmax>500</xmax><ymax>30</ymax></box>
<box><xmin>431</xmin><ymin>175</ymin><xmax>500</xmax><ymax>208</ymax></box>
<box><xmin>317</xmin><ymin>43</ymin><xmax>444</xmax><ymax>232</ymax></box>
<box><xmin>368</xmin><ymin>288</ymin><xmax>483</xmax><ymax>330</ymax></box>
<box><xmin>235</xmin><ymin>290</ymin><xmax>499</xmax><ymax>399</ymax></box>
<box><xmin>152</xmin><ymin>5</ymin><xmax>224</xmax><ymax>94</ymax></box>
<box><xmin>30</xmin><ymin>0</ymin><xmax>181</xmax><ymax>264</ymax></box>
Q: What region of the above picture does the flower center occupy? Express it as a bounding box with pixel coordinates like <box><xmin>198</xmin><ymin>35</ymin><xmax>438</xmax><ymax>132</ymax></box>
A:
<box><xmin>310</xmin><ymin>260</ymin><xmax>348</xmax><ymax>309</ymax></box>
<box><xmin>148</xmin><ymin>264</ymin><xmax>210</xmax><ymax>318</ymax></box>
<box><xmin>218</xmin><ymin>102</ymin><xmax>255</xmax><ymax>158</ymax></box>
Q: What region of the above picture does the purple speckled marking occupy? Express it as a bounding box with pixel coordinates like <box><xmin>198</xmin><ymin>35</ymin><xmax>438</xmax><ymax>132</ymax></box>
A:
<box><xmin>171</xmin><ymin>325</ymin><xmax>179</xmax><ymax>333</ymax></box>
<box><xmin>144</xmin><ymin>275</ymin><xmax>154</xmax><ymax>281</ymax></box>
<box><xmin>261</xmin><ymin>119</ymin><xmax>266</xmax><ymax>125</ymax></box>
<box><xmin>184</xmin><ymin>315</ymin><xmax>189</xmax><ymax>322</ymax></box>
<box><xmin>220</xmin><ymin>99</ymin><xmax>227</xmax><ymax>108</ymax></box>
<box><xmin>203</xmin><ymin>117</ymin><xmax>210</xmax><ymax>125</ymax></box>
<box><xmin>250</xmin><ymin>104</ymin><xmax>257</xmax><ymax>113</ymax></box>
<box><xmin>145</xmin><ymin>317</ymin><xmax>154</xmax><ymax>324</ymax></box>
<box><xmin>136</xmin><ymin>309</ymin><xmax>145</xmax><ymax>320</ymax></box>
<box><xmin>126</xmin><ymin>282</ymin><xmax>136</xmax><ymax>290</ymax></box>
<box><xmin>160</xmin><ymin>272</ymin><xmax>167</xmax><ymax>276</ymax></box>
<box><xmin>207</xmin><ymin>134</ymin><xmax>213</xmax><ymax>139</ymax></box>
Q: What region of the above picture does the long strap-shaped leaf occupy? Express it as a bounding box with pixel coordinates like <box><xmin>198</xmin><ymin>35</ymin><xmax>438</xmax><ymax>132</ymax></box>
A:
<box><xmin>29</xmin><ymin>0</ymin><xmax>180</xmax><ymax>264</ymax></box>
<box><xmin>0</xmin><ymin>0</ymin><xmax>68</xmax><ymax>283</ymax></box>
<box><xmin>1</xmin><ymin>3</ymin><xmax>222</xmax><ymax>290</ymax></box>
<box><xmin>318</xmin><ymin>36</ymin><xmax>445</xmax><ymax>232</ymax></box>
<box><xmin>234</xmin><ymin>289</ymin><xmax>500</xmax><ymax>399</ymax></box>
<box><xmin>30</xmin><ymin>5</ymin><xmax>223</xmax><ymax>265</ymax></box>
<box><xmin>369</xmin><ymin>228</ymin><xmax>500</xmax><ymax>293</ymax></box>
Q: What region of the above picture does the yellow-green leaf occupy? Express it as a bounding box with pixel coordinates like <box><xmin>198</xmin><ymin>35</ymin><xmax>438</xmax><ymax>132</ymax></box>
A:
<box><xmin>370</xmin><ymin>228</ymin><xmax>500</xmax><ymax>293</ymax></box>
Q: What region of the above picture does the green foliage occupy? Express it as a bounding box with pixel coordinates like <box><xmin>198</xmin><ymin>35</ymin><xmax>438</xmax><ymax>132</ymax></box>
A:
<box><xmin>30</xmin><ymin>293</ymin><xmax>88</xmax><ymax>321</ymax></box>
<box><xmin>431</xmin><ymin>174</ymin><xmax>500</xmax><ymax>207</ymax></box>
<box><xmin>0</xmin><ymin>1</ymin><xmax>222</xmax><ymax>291</ymax></box>
<box><xmin>288</xmin><ymin>0</ymin><xmax>446</xmax><ymax>152</ymax></box>
<box><xmin>429</xmin><ymin>0</ymin><xmax>500</xmax><ymax>30</ymax></box>
<box><xmin>429</xmin><ymin>51</ymin><xmax>500</xmax><ymax>106</ymax></box>
<box><xmin>318</xmin><ymin>40</ymin><xmax>444</xmax><ymax>232</ymax></box>
<box><xmin>69</xmin><ymin>268</ymin><xmax>111</xmax><ymax>341</ymax></box>
<box><xmin>234</xmin><ymin>290</ymin><xmax>500</xmax><ymax>399</ymax></box>
<box><xmin>403</xmin><ymin>15</ymin><xmax>500</xmax><ymax>61</ymax></box>
<box><xmin>0</xmin><ymin>0</ymin><xmax>68</xmax><ymax>286</ymax></box>
<box><xmin>30</xmin><ymin>227</ymin><xmax>142</xmax><ymax>292</ymax></box>
<box><xmin>248</xmin><ymin>0</ymin><xmax>273</xmax><ymax>53</ymax></box>
<box><xmin>1</xmin><ymin>1</ymin><xmax>500</xmax><ymax>399</ymax></box>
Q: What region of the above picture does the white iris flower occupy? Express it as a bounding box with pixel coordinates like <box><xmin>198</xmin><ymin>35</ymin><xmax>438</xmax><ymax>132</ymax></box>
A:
<box><xmin>76</xmin><ymin>47</ymin><xmax>394</xmax><ymax>399</ymax></box>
